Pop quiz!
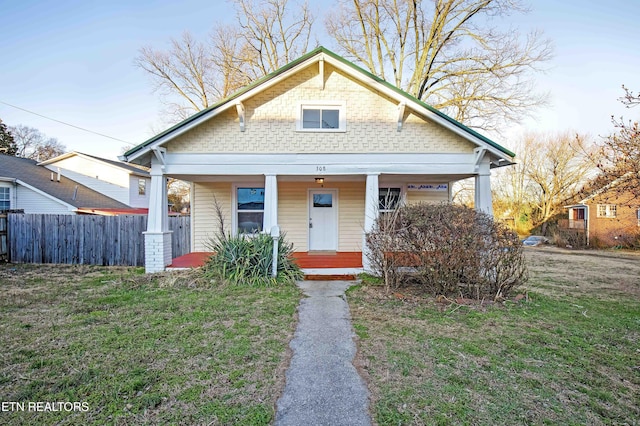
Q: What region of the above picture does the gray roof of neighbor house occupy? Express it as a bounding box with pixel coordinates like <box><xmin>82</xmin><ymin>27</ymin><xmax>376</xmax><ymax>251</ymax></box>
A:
<box><xmin>0</xmin><ymin>154</ymin><xmax>131</xmax><ymax>209</ymax></box>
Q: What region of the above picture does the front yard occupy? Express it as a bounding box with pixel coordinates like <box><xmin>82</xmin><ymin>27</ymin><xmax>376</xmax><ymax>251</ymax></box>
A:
<box><xmin>349</xmin><ymin>247</ymin><xmax>640</xmax><ymax>425</ymax></box>
<box><xmin>0</xmin><ymin>266</ymin><xmax>299</xmax><ymax>425</ymax></box>
<box><xmin>1</xmin><ymin>248</ymin><xmax>638</xmax><ymax>425</ymax></box>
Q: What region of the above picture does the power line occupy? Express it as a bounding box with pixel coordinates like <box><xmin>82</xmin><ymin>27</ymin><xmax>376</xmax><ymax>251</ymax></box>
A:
<box><xmin>0</xmin><ymin>100</ymin><xmax>131</xmax><ymax>144</ymax></box>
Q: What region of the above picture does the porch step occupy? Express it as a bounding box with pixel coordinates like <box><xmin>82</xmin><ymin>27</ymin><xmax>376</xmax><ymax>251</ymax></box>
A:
<box><xmin>301</xmin><ymin>268</ymin><xmax>363</xmax><ymax>281</ymax></box>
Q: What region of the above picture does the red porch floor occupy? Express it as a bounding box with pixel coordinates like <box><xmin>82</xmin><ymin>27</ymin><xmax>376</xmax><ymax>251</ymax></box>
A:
<box><xmin>168</xmin><ymin>251</ymin><xmax>363</xmax><ymax>269</ymax></box>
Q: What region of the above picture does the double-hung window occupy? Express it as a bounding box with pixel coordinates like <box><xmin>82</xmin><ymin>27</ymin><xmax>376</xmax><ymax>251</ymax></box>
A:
<box><xmin>138</xmin><ymin>179</ymin><xmax>146</xmax><ymax>196</ymax></box>
<box><xmin>0</xmin><ymin>187</ymin><xmax>10</xmax><ymax>211</ymax></box>
<box><xmin>297</xmin><ymin>101</ymin><xmax>346</xmax><ymax>132</ymax></box>
<box><xmin>597</xmin><ymin>204</ymin><xmax>617</xmax><ymax>218</ymax></box>
<box><xmin>236</xmin><ymin>187</ymin><xmax>265</xmax><ymax>234</ymax></box>
<box><xmin>378</xmin><ymin>188</ymin><xmax>402</xmax><ymax>213</ymax></box>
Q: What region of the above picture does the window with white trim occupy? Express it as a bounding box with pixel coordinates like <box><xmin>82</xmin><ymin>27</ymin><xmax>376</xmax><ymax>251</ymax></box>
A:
<box><xmin>379</xmin><ymin>187</ymin><xmax>402</xmax><ymax>212</ymax></box>
<box><xmin>597</xmin><ymin>204</ymin><xmax>617</xmax><ymax>218</ymax></box>
<box><xmin>138</xmin><ymin>179</ymin><xmax>146</xmax><ymax>196</ymax></box>
<box><xmin>236</xmin><ymin>187</ymin><xmax>264</xmax><ymax>233</ymax></box>
<box><xmin>296</xmin><ymin>101</ymin><xmax>346</xmax><ymax>132</ymax></box>
<box><xmin>0</xmin><ymin>187</ymin><xmax>9</xmax><ymax>211</ymax></box>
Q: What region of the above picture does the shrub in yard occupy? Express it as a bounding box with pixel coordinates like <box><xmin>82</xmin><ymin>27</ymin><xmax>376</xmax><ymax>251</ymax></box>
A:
<box><xmin>204</xmin><ymin>232</ymin><xmax>303</xmax><ymax>286</ymax></box>
<box><xmin>365</xmin><ymin>203</ymin><xmax>527</xmax><ymax>299</ymax></box>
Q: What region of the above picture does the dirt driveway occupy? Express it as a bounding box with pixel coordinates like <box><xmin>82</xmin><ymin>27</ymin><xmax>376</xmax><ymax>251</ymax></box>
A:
<box><xmin>523</xmin><ymin>246</ymin><xmax>640</xmax><ymax>298</ymax></box>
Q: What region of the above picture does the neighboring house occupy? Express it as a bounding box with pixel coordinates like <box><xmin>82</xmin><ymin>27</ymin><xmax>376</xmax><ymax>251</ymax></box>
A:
<box><xmin>0</xmin><ymin>154</ymin><xmax>133</xmax><ymax>214</ymax></box>
<box><xmin>120</xmin><ymin>47</ymin><xmax>516</xmax><ymax>273</ymax></box>
<box><xmin>564</xmin><ymin>174</ymin><xmax>640</xmax><ymax>247</ymax></box>
<box><xmin>38</xmin><ymin>152</ymin><xmax>151</xmax><ymax>208</ymax></box>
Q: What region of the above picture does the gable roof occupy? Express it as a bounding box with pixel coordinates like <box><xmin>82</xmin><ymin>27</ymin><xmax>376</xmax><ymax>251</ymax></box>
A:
<box><xmin>39</xmin><ymin>151</ymin><xmax>150</xmax><ymax>176</ymax></box>
<box><xmin>122</xmin><ymin>46</ymin><xmax>515</xmax><ymax>165</ymax></box>
<box><xmin>0</xmin><ymin>154</ymin><xmax>131</xmax><ymax>210</ymax></box>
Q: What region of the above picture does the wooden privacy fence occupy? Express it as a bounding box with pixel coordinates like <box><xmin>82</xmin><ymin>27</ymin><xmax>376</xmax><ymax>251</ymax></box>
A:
<box><xmin>7</xmin><ymin>213</ymin><xmax>190</xmax><ymax>266</ymax></box>
<box><xmin>0</xmin><ymin>213</ymin><xmax>7</xmax><ymax>262</ymax></box>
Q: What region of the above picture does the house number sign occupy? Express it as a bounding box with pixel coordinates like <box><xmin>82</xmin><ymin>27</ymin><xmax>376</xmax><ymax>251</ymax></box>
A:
<box><xmin>407</xmin><ymin>183</ymin><xmax>448</xmax><ymax>191</ymax></box>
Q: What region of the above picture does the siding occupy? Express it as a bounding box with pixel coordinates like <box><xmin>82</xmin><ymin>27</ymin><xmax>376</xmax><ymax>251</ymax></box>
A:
<box><xmin>192</xmin><ymin>182</ymin><xmax>232</xmax><ymax>251</ymax></box>
<box><xmin>165</xmin><ymin>63</ymin><xmax>475</xmax><ymax>155</ymax></box>
<box><xmin>44</xmin><ymin>167</ymin><xmax>130</xmax><ymax>205</ymax></box>
<box><xmin>191</xmin><ymin>179</ymin><xmax>453</xmax><ymax>253</ymax></box>
<box><xmin>406</xmin><ymin>188</ymin><xmax>450</xmax><ymax>204</ymax></box>
<box><xmin>46</xmin><ymin>156</ymin><xmax>130</xmax><ymax>187</ymax></box>
<box><xmin>128</xmin><ymin>175</ymin><xmax>151</xmax><ymax>208</ymax></box>
<box><xmin>16</xmin><ymin>185</ymin><xmax>73</xmax><ymax>214</ymax></box>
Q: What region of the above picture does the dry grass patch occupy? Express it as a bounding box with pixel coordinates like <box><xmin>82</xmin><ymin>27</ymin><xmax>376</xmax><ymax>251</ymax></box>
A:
<box><xmin>349</xmin><ymin>248</ymin><xmax>640</xmax><ymax>425</ymax></box>
<box><xmin>0</xmin><ymin>264</ymin><xmax>300</xmax><ymax>425</ymax></box>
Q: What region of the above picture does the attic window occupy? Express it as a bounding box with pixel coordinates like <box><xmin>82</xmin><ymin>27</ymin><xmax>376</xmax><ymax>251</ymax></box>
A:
<box><xmin>296</xmin><ymin>101</ymin><xmax>346</xmax><ymax>132</ymax></box>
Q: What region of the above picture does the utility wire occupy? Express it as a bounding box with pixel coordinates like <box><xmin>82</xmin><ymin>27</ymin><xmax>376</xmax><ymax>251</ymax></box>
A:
<box><xmin>0</xmin><ymin>100</ymin><xmax>131</xmax><ymax>144</ymax></box>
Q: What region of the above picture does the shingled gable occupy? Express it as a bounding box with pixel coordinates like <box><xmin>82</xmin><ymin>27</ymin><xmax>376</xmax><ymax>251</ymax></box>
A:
<box><xmin>121</xmin><ymin>46</ymin><xmax>515</xmax><ymax>166</ymax></box>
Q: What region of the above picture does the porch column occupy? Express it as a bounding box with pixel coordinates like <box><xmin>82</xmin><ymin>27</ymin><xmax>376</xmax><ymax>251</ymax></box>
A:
<box><xmin>144</xmin><ymin>159</ymin><xmax>172</xmax><ymax>273</ymax></box>
<box><xmin>363</xmin><ymin>173</ymin><xmax>379</xmax><ymax>273</ymax></box>
<box><xmin>474</xmin><ymin>155</ymin><xmax>493</xmax><ymax>217</ymax></box>
<box><xmin>263</xmin><ymin>174</ymin><xmax>278</xmax><ymax>232</ymax></box>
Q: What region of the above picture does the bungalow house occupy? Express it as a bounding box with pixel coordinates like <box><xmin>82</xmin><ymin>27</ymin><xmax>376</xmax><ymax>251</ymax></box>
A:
<box><xmin>120</xmin><ymin>47</ymin><xmax>516</xmax><ymax>273</ymax></box>
<box><xmin>564</xmin><ymin>173</ymin><xmax>640</xmax><ymax>247</ymax></box>
<box><xmin>38</xmin><ymin>151</ymin><xmax>151</xmax><ymax>209</ymax></box>
<box><xmin>0</xmin><ymin>154</ymin><xmax>133</xmax><ymax>214</ymax></box>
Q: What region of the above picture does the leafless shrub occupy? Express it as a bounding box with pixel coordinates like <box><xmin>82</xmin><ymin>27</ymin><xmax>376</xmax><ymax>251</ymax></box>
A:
<box><xmin>366</xmin><ymin>203</ymin><xmax>527</xmax><ymax>300</ymax></box>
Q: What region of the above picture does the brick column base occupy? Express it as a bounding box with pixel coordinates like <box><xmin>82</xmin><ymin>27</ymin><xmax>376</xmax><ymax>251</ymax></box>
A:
<box><xmin>144</xmin><ymin>231</ymin><xmax>173</xmax><ymax>273</ymax></box>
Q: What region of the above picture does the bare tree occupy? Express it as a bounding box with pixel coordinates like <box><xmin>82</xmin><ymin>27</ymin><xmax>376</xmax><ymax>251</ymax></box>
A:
<box><xmin>136</xmin><ymin>0</ymin><xmax>314</xmax><ymax>120</ymax></box>
<box><xmin>590</xmin><ymin>88</ymin><xmax>640</xmax><ymax>200</ymax></box>
<box><xmin>326</xmin><ymin>0</ymin><xmax>552</xmax><ymax>131</ymax></box>
<box><xmin>9</xmin><ymin>125</ymin><xmax>66</xmax><ymax>161</ymax></box>
<box><xmin>523</xmin><ymin>132</ymin><xmax>595</xmax><ymax>230</ymax></box>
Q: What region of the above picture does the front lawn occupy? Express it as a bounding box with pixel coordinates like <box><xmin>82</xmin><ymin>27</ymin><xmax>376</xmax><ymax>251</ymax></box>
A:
<box><xmin>0</xmin><ymin>265</ymin><xmax>300</xmax><ymax>425</ymax></box>
<box><xmin>349</xmin><ymin>248</ymin><xmax>640</xmax><ymax>425</ymax></box>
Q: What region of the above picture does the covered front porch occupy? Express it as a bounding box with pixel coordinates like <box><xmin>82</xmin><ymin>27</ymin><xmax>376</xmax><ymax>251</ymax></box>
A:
<box><xmin>142</xmin><ymin>151</ymin><xmax>496</xmax><ymax>274</ymax></box>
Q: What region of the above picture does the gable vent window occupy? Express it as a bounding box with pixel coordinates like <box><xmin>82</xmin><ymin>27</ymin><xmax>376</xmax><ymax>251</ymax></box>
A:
<box><xmin>297</xmin><ymin>101</ymin><xmax>346</xmax><ymax>132</ymax></box>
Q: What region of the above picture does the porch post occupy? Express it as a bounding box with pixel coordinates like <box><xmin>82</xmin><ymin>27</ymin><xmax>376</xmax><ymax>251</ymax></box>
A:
<box><xmin>263</xmin><ymin>174</ymin><xmax>278</xmax><ymax>232</ymax></box>
<box><xmin>144</xmin><ymin>159</ymin><xmax>172</xmax><ymax>273</ymax></box>
<box><xmin>363</xmin><ymin>173</ymin><xmax>379</xmax><ymax>273</ymax></box>
<box><xmin>474</xmin><ymin>155</ymin><xmax>493</xmax><ymax>217</ymax></box>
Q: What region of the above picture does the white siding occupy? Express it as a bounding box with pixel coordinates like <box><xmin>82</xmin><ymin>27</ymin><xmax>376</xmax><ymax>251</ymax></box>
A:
<box><xmin>128</xmin><ymin>176</ymin><xmax>151</xmax><ymax>208</ymax></box>
<box><xmin>44</xmin><ymin>167</ymin><xmax>130</xmax><ymax>205</ymax></box>
<box><xmin>15</xmin><ymin>185</ymin><xmax>74</xmax><ymax>214</ymax></box>
<box><xmin>46</xmin><ymin>156</ymin><xmax>130</xmax><ymax>187</ymax></box>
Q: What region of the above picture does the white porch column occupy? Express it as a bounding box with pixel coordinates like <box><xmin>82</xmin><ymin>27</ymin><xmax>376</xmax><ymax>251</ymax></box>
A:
<box><xmin>144</xmin><ymin>159</ymin><xmax>172</xmax><ymax>273</ymax></box>
<box><xmin>363</xmin><ymin>173</ymin><xmax>379</xmax><ymax>273</ymax></box>
<box><xmin>474</xmin><ymin>155</ymin><xmax>493</xmax><ymax>217</ymax></box>
<box><xmin>263</xmin><ymin>174</ymin><xmax>278</xmax><ymax>232</ymax></box>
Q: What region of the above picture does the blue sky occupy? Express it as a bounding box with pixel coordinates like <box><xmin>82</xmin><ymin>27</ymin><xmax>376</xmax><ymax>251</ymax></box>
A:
<box><xmin>1</xmin><ymin>0</ymin><xmax>639</xmax><ymax>160</ymax></box>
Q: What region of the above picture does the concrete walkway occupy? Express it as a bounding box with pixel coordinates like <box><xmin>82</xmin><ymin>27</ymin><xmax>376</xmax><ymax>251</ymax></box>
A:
<box><xmin>275</xmin><ymin>281</ymin><xmax>371</xmax><ymax>426</ymax></box>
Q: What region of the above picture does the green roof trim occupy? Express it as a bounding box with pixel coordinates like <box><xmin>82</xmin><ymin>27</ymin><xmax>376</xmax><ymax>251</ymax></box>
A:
<box><xmin>125</xmin><ymin>46</ymin><xmax>515</xmax><ymax>159</ymax></box>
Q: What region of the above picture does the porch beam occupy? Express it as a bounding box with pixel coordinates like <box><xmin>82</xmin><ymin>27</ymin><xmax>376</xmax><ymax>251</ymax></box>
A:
<box><xmin>161</xmin><ymin>153</ymin><xmax>481</xmax><ymax>176</ymax></box>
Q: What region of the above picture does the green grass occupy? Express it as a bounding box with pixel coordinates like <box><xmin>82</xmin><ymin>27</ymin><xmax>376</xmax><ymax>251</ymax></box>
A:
<box><xmin>349</xmin><ymin>250</ymin><xmax>640</xmax><ymax>425</ymax></box>
<box><xmin>0</xmin><ymin>264</ymin><xmax>300</xmax><ymax>425</ymax></box>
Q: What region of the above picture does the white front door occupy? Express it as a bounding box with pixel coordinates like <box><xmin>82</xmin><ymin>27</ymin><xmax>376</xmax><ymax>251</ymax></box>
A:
<box><xmin>309</xmin><ymin>189</ymin><xmax>337</xmax><ymax>251</ymax></box>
